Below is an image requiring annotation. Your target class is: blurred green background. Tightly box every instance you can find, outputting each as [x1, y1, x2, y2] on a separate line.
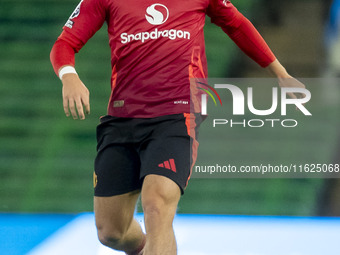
[1, 0, 339, 215]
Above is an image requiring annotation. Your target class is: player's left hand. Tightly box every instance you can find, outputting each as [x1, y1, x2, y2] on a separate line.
[277, 76, 306, 100]
[266, 59, 306, 99]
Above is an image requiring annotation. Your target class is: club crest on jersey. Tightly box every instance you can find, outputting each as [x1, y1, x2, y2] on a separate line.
[65, 0, 84, 29]
[145, 3, 169, 25]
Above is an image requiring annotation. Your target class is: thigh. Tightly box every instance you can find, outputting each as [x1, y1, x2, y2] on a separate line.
[139, 113, 200, 194]
[94, 190, 140, 233]
[141, 174, 181, 207]
[95, 115, 143, 196]
[95, 143, 142, 196]
[140, 135, 190, 194]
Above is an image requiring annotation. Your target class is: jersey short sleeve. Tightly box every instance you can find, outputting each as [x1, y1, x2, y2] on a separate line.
[62, 0, 107, 46]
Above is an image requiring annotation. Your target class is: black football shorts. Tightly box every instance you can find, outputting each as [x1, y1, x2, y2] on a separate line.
[93, 113, 202, 196]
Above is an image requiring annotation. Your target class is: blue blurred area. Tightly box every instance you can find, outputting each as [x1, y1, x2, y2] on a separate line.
[0, 214, 75, 255]
[2, 213, 340, 255]
[325, 0, 340, 45]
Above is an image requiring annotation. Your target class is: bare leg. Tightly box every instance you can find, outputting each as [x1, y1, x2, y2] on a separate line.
[94, 190, 145, 254]
[141, 175, 181, 255]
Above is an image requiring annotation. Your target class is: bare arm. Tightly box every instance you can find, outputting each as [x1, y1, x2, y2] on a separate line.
[265, 59, 289, 77]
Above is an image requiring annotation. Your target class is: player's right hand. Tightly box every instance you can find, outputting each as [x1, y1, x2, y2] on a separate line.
[61, 73, 90, 120]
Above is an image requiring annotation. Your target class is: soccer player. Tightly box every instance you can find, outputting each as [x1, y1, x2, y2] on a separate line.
[50, 0, 305, 254]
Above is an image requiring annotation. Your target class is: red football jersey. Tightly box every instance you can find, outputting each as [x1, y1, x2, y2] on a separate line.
[52, 0, 275, 118]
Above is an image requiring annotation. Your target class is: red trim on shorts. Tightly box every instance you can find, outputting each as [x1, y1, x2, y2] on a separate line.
[183, 113, 199, 187]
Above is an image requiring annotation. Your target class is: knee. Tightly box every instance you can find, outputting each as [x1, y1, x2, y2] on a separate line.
[141, 175, 181, 219]
[142, 192, 178, 220]
[96, 224, 125, 249]
[142, 197, 164, 218]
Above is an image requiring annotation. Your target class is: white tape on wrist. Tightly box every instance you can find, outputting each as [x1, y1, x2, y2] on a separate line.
[59, 66, 77, 80]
